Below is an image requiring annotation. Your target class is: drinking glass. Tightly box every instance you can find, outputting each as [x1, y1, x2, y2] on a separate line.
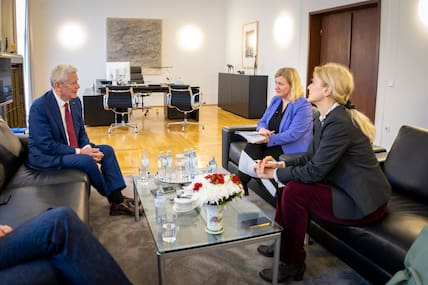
[161, 213, 177, 243]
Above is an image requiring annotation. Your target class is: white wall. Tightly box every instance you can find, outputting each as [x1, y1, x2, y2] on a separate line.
[28, 0, 428, 149]
[28, 0, 226, 106]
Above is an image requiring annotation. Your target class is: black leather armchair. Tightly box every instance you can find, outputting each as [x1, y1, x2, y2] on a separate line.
[309, 125, 428, 284]
[0, 118, 90, 228]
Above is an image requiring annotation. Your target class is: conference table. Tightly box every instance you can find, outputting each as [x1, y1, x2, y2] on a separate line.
[82, 84, 200, 126]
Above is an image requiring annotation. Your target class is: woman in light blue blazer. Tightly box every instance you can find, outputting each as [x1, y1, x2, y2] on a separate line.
[238, 67, 313, 194]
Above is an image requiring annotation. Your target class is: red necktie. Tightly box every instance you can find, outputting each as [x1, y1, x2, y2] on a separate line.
[64, 102, 78, 148]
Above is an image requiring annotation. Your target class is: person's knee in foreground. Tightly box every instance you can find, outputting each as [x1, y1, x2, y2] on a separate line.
[254, 62, 391, 283]
[0, 207, 133, 285]
[28, 64, 142, 216]
[237, 67, 313, 195]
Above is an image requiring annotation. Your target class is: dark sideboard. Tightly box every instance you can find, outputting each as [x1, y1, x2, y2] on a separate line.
[218, 73, 268, 119]
[82, 90, 115, 126]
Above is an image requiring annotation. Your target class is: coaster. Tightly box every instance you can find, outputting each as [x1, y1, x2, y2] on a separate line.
[205, 227, 224, 234]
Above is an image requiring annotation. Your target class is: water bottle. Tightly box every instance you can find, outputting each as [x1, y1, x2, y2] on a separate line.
[162, 152, 168, 181]
[157, 151, 164, 180]
[140, 150, 150, 181]
[183, 149, 190, 181]
[175, 153, 185, 182]
[165, 150, 173, 182]
[189, 148, 198, 178]
[207, 156, 218, 173]
[154, 188, 166, 224]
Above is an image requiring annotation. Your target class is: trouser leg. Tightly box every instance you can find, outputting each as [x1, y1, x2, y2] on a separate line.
[0, 259, 68, 285]
[0, 207, 132, 285]
[276, 181, 387, 264]
[276, 182, 333, 264]
[61, 145, 126, 198]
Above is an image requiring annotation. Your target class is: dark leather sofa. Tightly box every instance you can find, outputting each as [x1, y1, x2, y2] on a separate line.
[0, 118, 90, 228]
[222, 124, 428, 284]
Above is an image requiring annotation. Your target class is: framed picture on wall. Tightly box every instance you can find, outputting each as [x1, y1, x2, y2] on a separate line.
[242, 21, 258, 68]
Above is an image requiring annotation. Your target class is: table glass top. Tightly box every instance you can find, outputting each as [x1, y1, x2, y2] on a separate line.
[132, 174, 282, 254]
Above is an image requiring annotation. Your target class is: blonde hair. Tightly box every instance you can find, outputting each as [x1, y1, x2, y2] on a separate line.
[274, 67, 304, 102]
[313, 63, 375, 142]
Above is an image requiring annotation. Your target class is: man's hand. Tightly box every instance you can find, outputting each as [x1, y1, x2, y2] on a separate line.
[0, 225, 13, 238]
[80, 146, 104, 163]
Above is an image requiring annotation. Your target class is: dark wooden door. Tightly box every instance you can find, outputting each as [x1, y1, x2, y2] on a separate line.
[320, 12, 352, 65]
[307, 1, 380, 122]
[349, 7, 379, 122]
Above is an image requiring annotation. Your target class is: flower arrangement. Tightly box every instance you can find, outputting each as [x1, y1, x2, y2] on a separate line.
[189, 173, 244, 206]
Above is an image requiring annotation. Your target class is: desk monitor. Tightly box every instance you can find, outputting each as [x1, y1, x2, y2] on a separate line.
[106, 62, 130, 84]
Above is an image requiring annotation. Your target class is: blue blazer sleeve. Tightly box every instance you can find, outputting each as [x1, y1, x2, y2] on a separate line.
[268, 97, 313, 147]
[257, 96, 313, 154]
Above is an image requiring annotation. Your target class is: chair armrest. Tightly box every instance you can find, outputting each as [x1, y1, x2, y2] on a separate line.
[278, 152, 306, 166]
[221, 125, 257, 169]
[17, 134, 29, 155]
[191, 92, 202, 109]
[103, 94, 109, 110]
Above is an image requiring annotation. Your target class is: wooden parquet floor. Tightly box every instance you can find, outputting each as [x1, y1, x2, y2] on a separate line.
[86, 105, 258, 176]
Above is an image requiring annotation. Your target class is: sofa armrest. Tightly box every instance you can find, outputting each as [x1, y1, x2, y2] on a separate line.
[16, 134, 29, 149]
[222, 125, 257, 169]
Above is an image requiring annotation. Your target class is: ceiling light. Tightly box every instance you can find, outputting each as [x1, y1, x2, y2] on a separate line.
[57, 22, 86, 50]
[419, 0, 428, 29]
[179, 25, 203, 50]
[274, 14, 293, 47]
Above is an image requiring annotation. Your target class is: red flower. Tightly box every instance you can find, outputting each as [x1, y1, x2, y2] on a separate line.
[231, 174, 241, 185]
[193, 182, 203, 191]
[204, 173, 226, 185]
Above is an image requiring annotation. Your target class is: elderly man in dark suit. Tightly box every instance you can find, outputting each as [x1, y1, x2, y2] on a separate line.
[28, 64, 141, 216]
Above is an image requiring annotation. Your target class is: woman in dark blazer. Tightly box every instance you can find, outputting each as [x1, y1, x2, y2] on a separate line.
[255, 63, 391, 283]
[238, 67, 313, 194]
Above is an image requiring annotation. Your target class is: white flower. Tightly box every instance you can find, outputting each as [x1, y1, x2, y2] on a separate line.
[187, 173, 244, 206]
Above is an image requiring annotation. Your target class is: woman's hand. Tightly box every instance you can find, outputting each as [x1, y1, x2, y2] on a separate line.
[0, 225, 13, 239]
[257, 128, 275, 143]
[254, 156, 276, 179]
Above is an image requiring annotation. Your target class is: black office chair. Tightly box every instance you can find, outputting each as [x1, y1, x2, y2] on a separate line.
[130, 66, 151, 117]
[103, 87, 138, 134]
[166, 85, 203, 131]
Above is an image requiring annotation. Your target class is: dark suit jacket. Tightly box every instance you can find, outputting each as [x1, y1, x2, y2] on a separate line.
[277, 105, 391, 220]
[28, 90, 91, 169]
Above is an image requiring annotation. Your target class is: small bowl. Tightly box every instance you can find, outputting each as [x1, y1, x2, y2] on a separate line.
[174, 196, 196, 212]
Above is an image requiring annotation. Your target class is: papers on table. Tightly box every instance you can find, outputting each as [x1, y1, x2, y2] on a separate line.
[235, 131, 265, 144]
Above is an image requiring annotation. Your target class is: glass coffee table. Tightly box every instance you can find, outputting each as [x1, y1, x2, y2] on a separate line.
[132, 174, 282, 285]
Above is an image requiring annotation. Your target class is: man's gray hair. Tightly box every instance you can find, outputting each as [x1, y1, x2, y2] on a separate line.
[50, 64, 78, 88]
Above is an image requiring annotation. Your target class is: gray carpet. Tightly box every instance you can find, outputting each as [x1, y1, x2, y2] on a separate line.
[89, 177, 371, 285]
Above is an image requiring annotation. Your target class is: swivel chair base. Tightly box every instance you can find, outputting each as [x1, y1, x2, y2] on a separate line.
[167, 113, 204, 132]
[108, 121, 138, 134]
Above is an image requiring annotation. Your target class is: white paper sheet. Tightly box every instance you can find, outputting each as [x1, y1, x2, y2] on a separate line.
[238, 151, 277, 197]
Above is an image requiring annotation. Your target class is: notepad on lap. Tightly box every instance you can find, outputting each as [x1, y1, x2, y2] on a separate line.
[235, 131, 265, 144]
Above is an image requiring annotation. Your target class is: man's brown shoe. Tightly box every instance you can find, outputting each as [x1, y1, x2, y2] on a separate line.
[122, 196, 142, 206]
[110, 197, 143, 216]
